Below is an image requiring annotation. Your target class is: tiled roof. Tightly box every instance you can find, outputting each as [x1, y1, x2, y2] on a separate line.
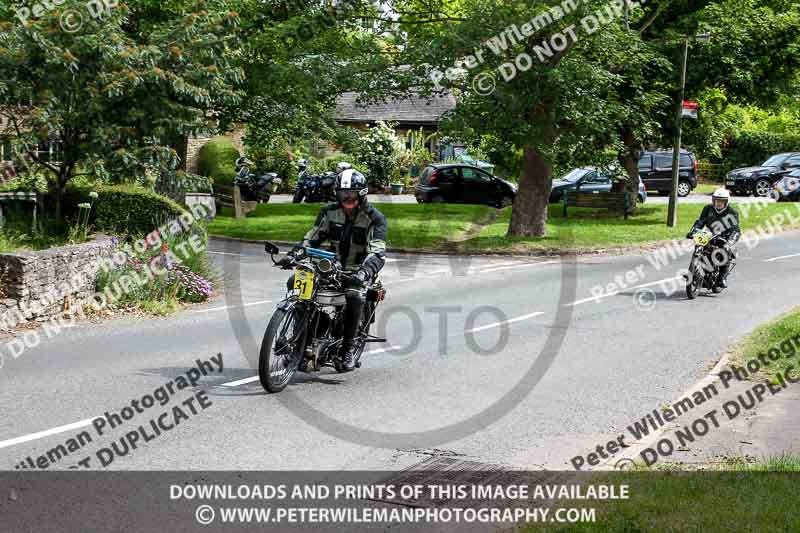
[334, 92, 456, 125]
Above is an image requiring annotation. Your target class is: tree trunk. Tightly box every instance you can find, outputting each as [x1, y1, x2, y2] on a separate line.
[620, 126, 640, 214]
[507, 145, 552, 237]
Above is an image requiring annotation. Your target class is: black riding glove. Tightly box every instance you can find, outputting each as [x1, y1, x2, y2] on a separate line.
[276, 255, 295, 269]
[347, 269, 369, 287]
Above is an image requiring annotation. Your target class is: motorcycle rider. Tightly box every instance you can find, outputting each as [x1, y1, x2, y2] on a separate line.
[278, 168, 387, 371]
[687, 188, 741, 289]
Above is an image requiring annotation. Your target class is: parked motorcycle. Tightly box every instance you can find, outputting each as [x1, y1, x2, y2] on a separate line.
[259, 242, 387, 393]
[234, 157, 282, 203]
[684, 229, 735, 299]
[293, 160, 336, 203]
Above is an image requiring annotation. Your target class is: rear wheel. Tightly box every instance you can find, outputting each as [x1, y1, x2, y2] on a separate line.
[677, 180, 692, 197]
[292, 191, 304, 203]
[259, 307, 305, 393]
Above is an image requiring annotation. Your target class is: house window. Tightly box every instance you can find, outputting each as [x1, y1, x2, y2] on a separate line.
[36, 140, 63, 163]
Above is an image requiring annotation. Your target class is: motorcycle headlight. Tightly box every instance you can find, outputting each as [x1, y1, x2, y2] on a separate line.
[317, 258, 333, 274]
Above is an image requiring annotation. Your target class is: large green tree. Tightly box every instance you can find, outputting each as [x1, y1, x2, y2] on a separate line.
[0, 0, 243, 218]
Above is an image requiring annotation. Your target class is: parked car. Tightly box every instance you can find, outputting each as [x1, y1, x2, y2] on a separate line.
[415, 163, 517, 207]
[772, 169, 800, 202]
[637, 149, 698, 197]
[548, 167, 647, 204]
[726, 152, 800, 197]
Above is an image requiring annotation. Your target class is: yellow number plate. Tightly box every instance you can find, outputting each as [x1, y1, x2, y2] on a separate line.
[293, 270, 314, 300]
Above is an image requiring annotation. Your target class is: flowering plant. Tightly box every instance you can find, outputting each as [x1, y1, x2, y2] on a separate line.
[354, 121, 403, 187]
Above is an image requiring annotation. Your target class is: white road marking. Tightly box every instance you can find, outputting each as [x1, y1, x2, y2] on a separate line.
[466, 311, 545, 333]
[207, 251, 242, 257]
[219, 346, 402, 387]
[764, 252, 800, 262]
[0, 418, 96, 451]
[568, 276, 683, 307]
[478, 261, 558, 274]
[192, 300, 272, 313]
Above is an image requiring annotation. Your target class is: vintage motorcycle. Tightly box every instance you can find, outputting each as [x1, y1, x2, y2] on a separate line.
[259, 242, 387, 393]
[234, 157, 282, 203]
[684, 229, 735, 299]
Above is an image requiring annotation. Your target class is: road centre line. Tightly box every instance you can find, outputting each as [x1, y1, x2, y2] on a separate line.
[191, 300, 273, 313]
[0, 418, 96, 451]
[763, 252, 800, 262]
[568, 276, 684, 307]
[466, 311, 545, 333]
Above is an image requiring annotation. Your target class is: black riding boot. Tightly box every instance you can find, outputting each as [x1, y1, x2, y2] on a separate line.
[339, 288, 365, 371]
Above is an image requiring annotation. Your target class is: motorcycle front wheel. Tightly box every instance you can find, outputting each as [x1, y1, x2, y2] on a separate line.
[293, 191, 304, 203]
[259, 307, 305, 393]
[686, 265, 701, 300]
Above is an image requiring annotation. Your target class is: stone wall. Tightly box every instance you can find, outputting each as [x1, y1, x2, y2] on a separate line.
[0, 237, 116, 325]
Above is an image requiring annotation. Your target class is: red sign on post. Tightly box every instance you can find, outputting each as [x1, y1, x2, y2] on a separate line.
[681, 100, 699, 119]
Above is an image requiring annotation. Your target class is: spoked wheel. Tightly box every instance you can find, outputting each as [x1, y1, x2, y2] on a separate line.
[259, 307, 304, 393]
[686, 266, 701, 300]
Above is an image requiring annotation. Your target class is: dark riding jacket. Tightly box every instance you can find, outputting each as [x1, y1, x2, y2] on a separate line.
[690, 205, 741, 245]
[299, 202, 387, 277]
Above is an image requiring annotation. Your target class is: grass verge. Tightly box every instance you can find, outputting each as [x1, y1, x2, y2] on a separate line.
[466, 202, 800, 253]
[208, 203, 494, 250]
[729, 307, 800, 382]
[208, 201, 800, 254]
[522, 456, 800, 533]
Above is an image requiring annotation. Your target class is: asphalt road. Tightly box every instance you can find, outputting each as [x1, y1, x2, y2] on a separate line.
[0, 227, 798, 472]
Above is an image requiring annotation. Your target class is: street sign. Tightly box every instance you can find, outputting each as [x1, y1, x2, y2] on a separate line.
[681, 100, 699, 119]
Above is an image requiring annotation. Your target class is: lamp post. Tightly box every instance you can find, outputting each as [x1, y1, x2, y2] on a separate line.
[667, 33, 710, 228]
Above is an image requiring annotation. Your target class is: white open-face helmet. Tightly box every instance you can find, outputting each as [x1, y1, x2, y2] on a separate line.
[335, 169, 368, 209]
[711, 188, 730, 213]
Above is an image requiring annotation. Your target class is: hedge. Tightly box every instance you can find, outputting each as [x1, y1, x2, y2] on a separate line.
[60, 185, 187, 235]
[721, 131, 800, 170]
[197, 136, 239, 187]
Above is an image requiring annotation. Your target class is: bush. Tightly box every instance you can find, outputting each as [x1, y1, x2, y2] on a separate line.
[61, 185, 186, 235]
[246, 140, 297, 192]
[721, 130, 800, 169]
[315, 153, 366, 175]
[354, 121, 402, 187]
[197, 137, 240, 186]
[178, 171, 214, 194]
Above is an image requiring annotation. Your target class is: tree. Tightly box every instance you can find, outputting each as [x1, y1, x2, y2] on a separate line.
[0, 0, 243, 219]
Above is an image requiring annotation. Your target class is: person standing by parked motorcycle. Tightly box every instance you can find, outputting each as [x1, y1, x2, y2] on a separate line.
[686, 188, 741, 288]
[278, 168, 387, 371]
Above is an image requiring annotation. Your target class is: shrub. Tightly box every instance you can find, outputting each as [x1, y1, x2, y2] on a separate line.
[316, 153, 366, 175]
[354, 121, 403, 187]
[721, 131, 800, 169]
[246, 139, 297, 192]
[61, 185, 186, 235]
[197, 137, 240, 187]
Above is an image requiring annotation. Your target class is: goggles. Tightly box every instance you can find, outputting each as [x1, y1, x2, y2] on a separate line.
[337, 190, 360, 204]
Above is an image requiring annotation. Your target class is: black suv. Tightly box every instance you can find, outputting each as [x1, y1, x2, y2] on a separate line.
[726, 152, 800, 197]
[637, 149, 698, 197]
[415, 163, 517, 207]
